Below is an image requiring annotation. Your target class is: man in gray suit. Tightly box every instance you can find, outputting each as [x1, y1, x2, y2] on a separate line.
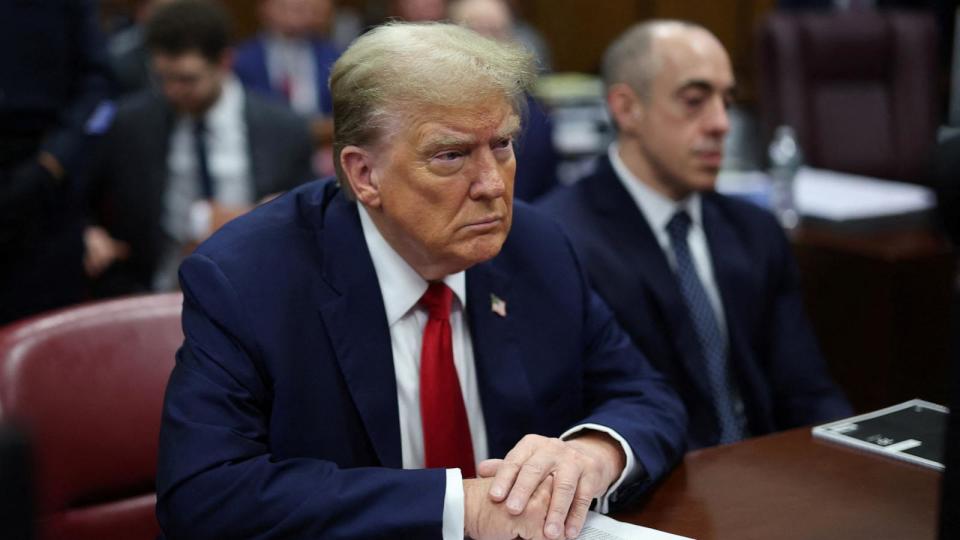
[86, 0, 313, 295]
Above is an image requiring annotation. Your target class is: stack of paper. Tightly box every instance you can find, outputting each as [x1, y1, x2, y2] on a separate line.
[577, 511, 692, 540]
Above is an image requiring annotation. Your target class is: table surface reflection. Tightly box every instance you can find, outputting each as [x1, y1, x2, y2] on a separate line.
[614, 427, 942, 540]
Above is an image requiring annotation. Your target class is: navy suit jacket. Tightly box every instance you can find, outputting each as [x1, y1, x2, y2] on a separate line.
[538, 155, 851, 448]
[156, 179, 687, 538]
[232, 35, 339, 115]
[514, 95, 559, 202]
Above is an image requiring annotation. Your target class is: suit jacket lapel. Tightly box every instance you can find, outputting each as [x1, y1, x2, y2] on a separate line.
[466, 261, 534, 459]
[586, 156, 714, 404]
[314, 192, 402, 468]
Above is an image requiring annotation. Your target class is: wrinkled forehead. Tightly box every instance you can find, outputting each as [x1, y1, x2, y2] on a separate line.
[376, 95, 523, 145]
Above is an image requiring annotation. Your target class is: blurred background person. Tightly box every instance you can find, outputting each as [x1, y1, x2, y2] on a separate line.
[0, 0, 113, 324]
[85, 0, 314, 297]
[449, 0, 558, 201]
[503, 0, 551, 72]
[108, 0, 174, 96]
[328, 0, 366, 51]
[233, 0, 340, 175]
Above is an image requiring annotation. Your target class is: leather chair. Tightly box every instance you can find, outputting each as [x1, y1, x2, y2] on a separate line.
[0, 293, 183, 540]
[757, 10, 939, 183]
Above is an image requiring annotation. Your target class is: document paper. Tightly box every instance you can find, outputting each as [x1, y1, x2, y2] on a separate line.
[577, 511, 693, 539]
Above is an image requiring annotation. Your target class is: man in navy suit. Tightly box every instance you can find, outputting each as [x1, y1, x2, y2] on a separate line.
[232, 0, 339, 164]
[157, 22, 686, 539]
[539, 20, 851, 449]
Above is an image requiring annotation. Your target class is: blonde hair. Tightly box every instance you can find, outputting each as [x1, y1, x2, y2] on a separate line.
[329, 21, 536, 196]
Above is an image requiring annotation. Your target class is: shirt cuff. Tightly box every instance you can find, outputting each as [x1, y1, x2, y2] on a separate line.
[560, 423, 640, 514]
[189, 200, 213, 242]
[442, 468, 464, 540]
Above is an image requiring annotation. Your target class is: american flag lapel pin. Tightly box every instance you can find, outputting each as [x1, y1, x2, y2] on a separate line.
[490, 293, 507, 317]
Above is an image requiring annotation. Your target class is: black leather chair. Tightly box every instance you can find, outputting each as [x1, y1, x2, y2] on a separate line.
[757, 10, 939, 184]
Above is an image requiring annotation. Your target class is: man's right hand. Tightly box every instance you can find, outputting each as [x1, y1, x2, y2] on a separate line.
[464, 475, 554, 540]
[83, 226, 130, 277]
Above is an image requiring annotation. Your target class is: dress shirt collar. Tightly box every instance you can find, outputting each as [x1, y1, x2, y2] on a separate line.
[607, 142, 703, 232]
[196, 74, 243, 133]
[358, 204, 467, 326]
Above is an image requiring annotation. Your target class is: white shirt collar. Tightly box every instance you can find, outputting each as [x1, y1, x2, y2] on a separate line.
[358, 204, 467, 326]
[607, 142, 703, 231]
[199, 74, 243, 132]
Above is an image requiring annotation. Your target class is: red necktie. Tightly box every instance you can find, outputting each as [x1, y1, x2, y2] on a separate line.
[279, 74, 293, 103]
[419, 282, 476, 477]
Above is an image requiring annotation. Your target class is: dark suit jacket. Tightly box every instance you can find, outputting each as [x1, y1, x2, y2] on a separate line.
[539, 155, 851, 448]
[232, 35, 339, 115]
[156, 179, 687, 539]
[89, 89, 314, 293]
[0, 0, 112, 323]
[514, 95, 559, 202]
[0, 0, 112, 173]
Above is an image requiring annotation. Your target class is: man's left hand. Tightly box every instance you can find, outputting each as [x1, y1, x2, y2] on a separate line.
[476, 431, 626, 540]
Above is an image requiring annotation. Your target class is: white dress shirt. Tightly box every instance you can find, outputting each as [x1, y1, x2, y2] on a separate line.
[156, 75, 253, 290]
[358, 205, 637, 539]
[265, 35, 319, 116]
[608, 143, 727, 333]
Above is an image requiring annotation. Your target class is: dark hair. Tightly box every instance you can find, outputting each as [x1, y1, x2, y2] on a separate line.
[145, 0, 232, 63]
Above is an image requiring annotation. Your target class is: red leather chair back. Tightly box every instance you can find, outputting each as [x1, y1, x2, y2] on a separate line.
[0, 293, 183, 540]
[757, 10, 938, 183]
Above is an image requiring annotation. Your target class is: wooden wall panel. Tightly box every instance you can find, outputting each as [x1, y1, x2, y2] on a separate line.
[526, 0, 645, 74]
[217, 0, 777, 100]
[224, 0, 261, 40]
[526, 0, 776, 102]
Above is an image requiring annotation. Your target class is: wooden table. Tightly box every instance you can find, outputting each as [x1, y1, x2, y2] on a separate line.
[615, 428, 942, 540]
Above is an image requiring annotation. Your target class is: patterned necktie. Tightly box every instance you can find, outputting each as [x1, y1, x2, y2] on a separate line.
[665, 211, 743, 444]
[192, 118, 214, 200]
[419, 282, 476, 476]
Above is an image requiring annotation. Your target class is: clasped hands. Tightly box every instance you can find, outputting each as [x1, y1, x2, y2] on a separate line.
[463, 431, 625, 540]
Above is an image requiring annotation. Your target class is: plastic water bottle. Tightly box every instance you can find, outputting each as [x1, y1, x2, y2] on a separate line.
[768, 125, 802, 230]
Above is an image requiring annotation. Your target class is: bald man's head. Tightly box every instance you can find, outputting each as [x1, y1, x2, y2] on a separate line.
[602, 20, 735, 200]
[449, 0, 513, 41]
[603, 20, 723, 101]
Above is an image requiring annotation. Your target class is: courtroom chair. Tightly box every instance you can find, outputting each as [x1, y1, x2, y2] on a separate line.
[757, 10, 938, 184]
[0, 293, 183, 540]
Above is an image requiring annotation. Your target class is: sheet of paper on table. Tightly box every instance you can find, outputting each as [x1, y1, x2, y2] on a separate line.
[716, 167, 936, 222]
[577, 511, 693, 540]
[793, 167, 935, 221]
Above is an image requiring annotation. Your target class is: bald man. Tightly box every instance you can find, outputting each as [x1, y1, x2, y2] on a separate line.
[539, 20, 851, 449]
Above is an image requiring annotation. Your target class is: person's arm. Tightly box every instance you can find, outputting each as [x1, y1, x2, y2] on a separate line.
[82, 121, 130, 278]
[157, 253, 448, 538]
[158, 253, 558, 539]
[42, 0, 114, 177]
[478, 235, 688, 539]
